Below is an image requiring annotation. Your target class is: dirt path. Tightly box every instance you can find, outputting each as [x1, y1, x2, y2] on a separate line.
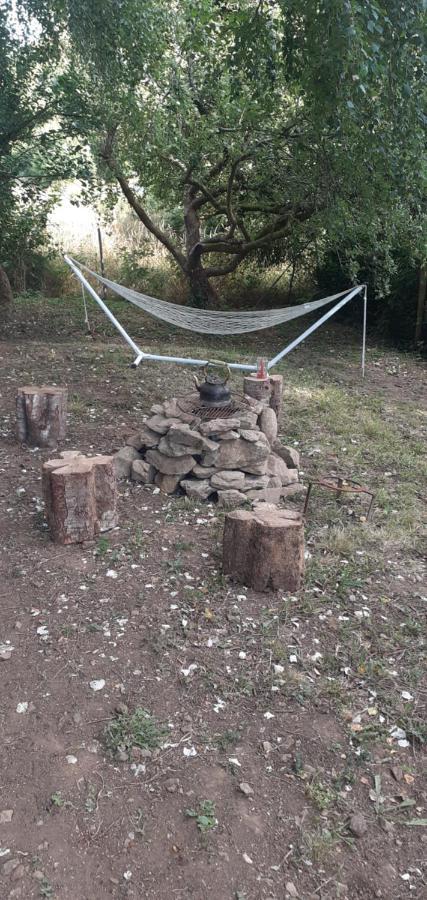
[0, 304, 426, 900]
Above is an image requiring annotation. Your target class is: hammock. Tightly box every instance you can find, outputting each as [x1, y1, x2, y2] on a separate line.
[64, 255, 367, 373]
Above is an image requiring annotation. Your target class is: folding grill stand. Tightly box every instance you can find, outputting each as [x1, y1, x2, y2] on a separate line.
[303, 475, 375, 520]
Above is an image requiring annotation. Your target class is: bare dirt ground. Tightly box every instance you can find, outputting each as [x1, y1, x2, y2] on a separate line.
[0, 295, 426, 900]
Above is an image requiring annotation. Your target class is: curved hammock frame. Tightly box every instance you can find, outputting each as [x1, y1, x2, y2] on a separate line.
[64, 255, 367, 375]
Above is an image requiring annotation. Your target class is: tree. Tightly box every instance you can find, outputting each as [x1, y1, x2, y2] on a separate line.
[15, 0, 427, 305]
[0, 0, 87, 295]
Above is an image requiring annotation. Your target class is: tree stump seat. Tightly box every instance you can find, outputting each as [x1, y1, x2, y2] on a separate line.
[42, 452, 117, 544]
[223, 506, 304, 592]
[16, 385, 68, 447]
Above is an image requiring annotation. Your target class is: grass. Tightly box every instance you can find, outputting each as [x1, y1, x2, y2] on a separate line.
[102, 707, 167, 759]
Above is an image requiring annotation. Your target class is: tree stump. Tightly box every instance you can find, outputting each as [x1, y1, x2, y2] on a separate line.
[42, 454, 117, 544]
[223, 507, 304, 591]
[243, 375, 271, 403]
[17, 385, 68, 447]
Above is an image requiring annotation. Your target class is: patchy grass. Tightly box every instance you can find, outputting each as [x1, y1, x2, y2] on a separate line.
[102, 707, 167, 759]
[0, 297, 425, 898]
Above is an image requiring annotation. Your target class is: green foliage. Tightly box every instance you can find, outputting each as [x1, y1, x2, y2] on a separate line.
[52, 0, 426, 303]
[3, 0, 426, 313]
[185, 800, 217, 832]
[102, 707, 166, 758]
[0, 2, 91, 285]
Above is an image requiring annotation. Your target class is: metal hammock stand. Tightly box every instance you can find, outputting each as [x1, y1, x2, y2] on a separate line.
[64, 255, 367, 376]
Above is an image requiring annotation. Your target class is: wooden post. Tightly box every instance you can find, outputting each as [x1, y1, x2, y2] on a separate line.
[42, 454, 117, 544]
[268, 374, 284, 422]
[97, 226, 107, 300]
[17, 385, 67, 447]
[223, 507, 304, 591]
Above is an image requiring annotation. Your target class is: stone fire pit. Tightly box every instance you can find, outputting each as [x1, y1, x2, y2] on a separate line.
[115, 386, 302, 508]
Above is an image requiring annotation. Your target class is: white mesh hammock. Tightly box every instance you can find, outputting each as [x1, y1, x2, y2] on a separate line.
[65, 255, 367, 373]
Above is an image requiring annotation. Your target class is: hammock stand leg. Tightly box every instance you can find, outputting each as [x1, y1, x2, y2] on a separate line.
[267, 285, 364, 371]
[65, 255, 256, 372]
[361, 286, 367, 378]
[65, 255, 145, 362]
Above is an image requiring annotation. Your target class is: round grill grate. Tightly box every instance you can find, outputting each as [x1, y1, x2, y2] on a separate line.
[177, 393, 251, 422]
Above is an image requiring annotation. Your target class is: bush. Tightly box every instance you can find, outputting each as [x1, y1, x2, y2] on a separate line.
[316, 249, 421, 347]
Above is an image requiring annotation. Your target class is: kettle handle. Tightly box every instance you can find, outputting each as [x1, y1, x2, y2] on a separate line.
[203, 360, 231, 383]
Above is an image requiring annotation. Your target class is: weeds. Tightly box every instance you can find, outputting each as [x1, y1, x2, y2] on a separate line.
[185, 800, 217, 833]
[102, 707, 167, 759]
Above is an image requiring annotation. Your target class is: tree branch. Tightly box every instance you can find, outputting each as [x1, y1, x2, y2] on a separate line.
[100, 132, 187, 271]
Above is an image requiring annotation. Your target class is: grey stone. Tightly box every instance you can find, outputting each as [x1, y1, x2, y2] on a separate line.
[273, 441, 300, 469]
[266, 453, 298, 485]
[281, 483, 305, 499]
[240, 474, 269, 492]
[114, 446, 140, 479]
[125, 432, 145, 450]
[131, 459, 156, 484]
[216, 437, 269, 475]
[259, 407, 278, 444]
[158, 424, 204, 457]
[243, 396, 266, 415]
[239, 411, 258, 429]
[217, 490, 248, 508]
[216, 430, 240, 441]
[181, 479, 214, 500]
[199, 418, 240, 436]
[164, 778, 180, 793]
[146, 449, 196, 476]
[240, 429, 260, 443]
[211, 470, 246, 491]
[268, 475, 282, 488]
[348, 813, 367, 837]
[249, 487, 281, 503]
[238, 782, 254, 797]
[154, 472, 183, 494]
[192, 463, 217, 478]
[163, 398, 198, 424]
[198, 443, 220, 467]
[3, 860, 19, 876]
[149, 403, 165, 415]
[145, 415, 181, 434]
[0, 810, 13, 824]
[139, 424, 161, 449]
[168, 423, 205, 450]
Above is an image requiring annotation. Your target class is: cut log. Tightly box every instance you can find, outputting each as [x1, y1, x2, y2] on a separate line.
[223, 507, 304, 592]
[17, 385, 67, 447]
[42, 454, 117, 544]
[243, 375, 271, 403]
[268, 374, 284, 422]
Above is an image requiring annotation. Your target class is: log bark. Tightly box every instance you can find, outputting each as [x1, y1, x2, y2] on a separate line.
[243, 375, 271, 403]
[223, 507, 304, 591]
[42, 454, 117, 544]
[268, 374, 284, 422]
[17, 385, 68, 447]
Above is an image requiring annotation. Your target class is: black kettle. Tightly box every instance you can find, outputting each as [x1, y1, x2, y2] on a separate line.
[194, 361, 231, 407]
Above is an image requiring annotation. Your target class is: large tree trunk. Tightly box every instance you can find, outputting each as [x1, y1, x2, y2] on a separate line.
[0, 265, 13, 314]
[188, 264, 219, 307]
[183, 184, 219, 307]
